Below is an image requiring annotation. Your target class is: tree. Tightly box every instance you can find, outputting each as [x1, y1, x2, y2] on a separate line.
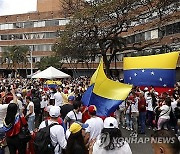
[54, 0, 179, 76]
[1, 45, 29, 77]
[35, 56, 63, 71]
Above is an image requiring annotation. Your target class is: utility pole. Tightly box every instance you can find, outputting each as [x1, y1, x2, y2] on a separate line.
[30, 45, 34, 79]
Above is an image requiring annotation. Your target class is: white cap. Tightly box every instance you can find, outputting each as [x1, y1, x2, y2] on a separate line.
[104, 117, 118, 128]
[154, 92, 159, 96]
[49, 106, 60, 118]
[144, 87, 148, 91]
[16, 93, 22, 98]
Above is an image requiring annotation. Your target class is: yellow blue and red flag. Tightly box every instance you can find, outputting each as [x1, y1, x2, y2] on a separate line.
[123, 52, 179, 93]
[44, 80, 62, 90]
[82, 58, 132, 116]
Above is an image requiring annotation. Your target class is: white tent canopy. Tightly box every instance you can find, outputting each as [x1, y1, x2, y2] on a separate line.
[32, 66, 70, 79]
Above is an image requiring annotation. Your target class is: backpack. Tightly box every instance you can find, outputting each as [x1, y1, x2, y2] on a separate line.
[34, 120, 59, 154]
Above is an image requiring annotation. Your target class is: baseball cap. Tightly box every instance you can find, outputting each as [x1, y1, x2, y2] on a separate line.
[104, 117, 118, 129]
[68, 95, 75, 101]
[88, 105, 97, 115]
[144, 87, 148, 91]
[69, 122, 89, 134]
[49, 106, 60, 118]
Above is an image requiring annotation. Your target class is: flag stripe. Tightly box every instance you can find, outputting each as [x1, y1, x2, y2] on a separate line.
[92, 58, 132, 100]
[81, 84, 123, 116]
[89, 93, 123, 117]
[123, 52, 179, 70]
[124, 69, 176, 87]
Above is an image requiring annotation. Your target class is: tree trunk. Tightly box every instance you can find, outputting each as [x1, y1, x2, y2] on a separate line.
[102, 53, 111, 78]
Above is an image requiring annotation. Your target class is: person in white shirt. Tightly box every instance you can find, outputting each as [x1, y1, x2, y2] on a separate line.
[10, 93, 23, 115]
[171, 96, 177, 112]
[39, 106, 67, 154]
[25, 96, 35, 132]
[64, 101, 82, 129]
[130, 93, 139, 137]
[54, 88, 63, 107]
[40, 95, 48, 109]
[85, 105, 103, 143]
[40, 95, 49, 119]
[119, 101, 126, 128]
[146, 92, 154, 129]
[0, 102, 8, 128]
[158, 97, 171, 130]
[89, 117, 132, 154]
[144, 87, 149, 100]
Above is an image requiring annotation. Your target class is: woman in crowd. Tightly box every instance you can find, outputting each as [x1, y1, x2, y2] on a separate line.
[66, 122, 88, 154]
[3, 103, 28, 154]
[157, 97, 171, 130]
[25, 96, 35, 132]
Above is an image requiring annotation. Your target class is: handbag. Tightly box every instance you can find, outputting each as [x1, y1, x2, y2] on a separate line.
[18, 116, 31, 143]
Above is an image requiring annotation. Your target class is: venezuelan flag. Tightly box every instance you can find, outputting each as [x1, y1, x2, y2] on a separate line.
[44, 80, 62, 89]
[82, 59, 132, 116]
[123, 52, 179, 91]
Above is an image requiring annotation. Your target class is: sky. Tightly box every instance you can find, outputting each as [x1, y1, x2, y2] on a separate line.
[0, 0, 37, 16]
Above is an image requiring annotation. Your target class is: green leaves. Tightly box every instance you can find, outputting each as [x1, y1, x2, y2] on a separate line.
[35, 56, 63, 71]
[1, 45, 29, 70]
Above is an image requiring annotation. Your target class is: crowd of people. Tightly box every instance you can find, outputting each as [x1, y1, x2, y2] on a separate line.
[0, 77, 179, 154]
[116, 83, 180, 138]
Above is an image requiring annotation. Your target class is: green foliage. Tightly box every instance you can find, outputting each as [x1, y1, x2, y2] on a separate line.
[1, 45, 29, 70]
[54, 0, 178, 76]
[35, 56, 63, 71]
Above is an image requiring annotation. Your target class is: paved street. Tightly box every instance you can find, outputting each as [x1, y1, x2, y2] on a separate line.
[120, 128, 154, 154]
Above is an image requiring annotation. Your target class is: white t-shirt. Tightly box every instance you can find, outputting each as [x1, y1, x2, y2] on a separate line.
[159, 105, 171, 119]
[0, 104, 8, 127]
[54, 92, 63, 107]
[85, 117, 104, 141]
[27, 101, 35, 117]
[92, 138, 132, 154]
[66, 110, 82, 122]
[119, 101, 126, 111]
[39, 120, 67, 154]
[146, 96, 153, 111]
[144, 91, 149, 100]
[40, 99, 48, 109]
[65, 110, 82, 128]
[131, 97, 139, 113]
[171, 100, 177, 112]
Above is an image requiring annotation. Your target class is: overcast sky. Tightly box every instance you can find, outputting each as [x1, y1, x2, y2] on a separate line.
[0, 0, 37, 16]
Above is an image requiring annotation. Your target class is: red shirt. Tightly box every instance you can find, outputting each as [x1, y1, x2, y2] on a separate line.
[5, 116, 27, 137]
[138, 97, 146, 112]
[4, 93, 13, 104]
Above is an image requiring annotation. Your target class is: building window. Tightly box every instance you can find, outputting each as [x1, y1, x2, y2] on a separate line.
[34, 21, 45, 27]
[172, 22, 180, 34]
[165, 24, 173, 35]
[151, 29, 158, 39]
[24, 22, 33, 28]
[127, 35, 135, 44]
[145, 31, 151, 40]
[13, 22, 24, 28]
[45, 19, 59, 26]
[1, 35, 8, 40]
[59, 19, 70, 25]
[135, 33, 142, 42]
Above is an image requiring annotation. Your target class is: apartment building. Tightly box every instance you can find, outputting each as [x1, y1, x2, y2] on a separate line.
[0, 0, 179, 78]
